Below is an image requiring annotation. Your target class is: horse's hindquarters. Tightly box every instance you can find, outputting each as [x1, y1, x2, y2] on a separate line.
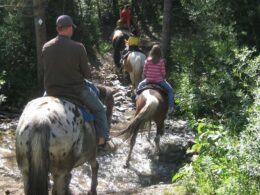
[16, 96, 98, 194]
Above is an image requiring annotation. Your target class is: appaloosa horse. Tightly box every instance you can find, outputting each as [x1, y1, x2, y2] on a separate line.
[118, 85, 168, 168]
[15, 86, 114, 195]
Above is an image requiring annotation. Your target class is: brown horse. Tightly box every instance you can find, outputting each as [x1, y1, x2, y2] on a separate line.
[16, 86, 114, 195]
[118, 85, 168, 168]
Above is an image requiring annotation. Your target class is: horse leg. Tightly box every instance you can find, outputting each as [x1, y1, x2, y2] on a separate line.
[145, 121, 152, 142]
[88, 160, 99, 195]
[52, 172, 72, 195]
[154, 122, 165, 153]
[124, 132, 138, 168]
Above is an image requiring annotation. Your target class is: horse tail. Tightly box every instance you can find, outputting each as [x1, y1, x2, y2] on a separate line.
[27, 121, 50, 195]
[117, 99, 156, 141]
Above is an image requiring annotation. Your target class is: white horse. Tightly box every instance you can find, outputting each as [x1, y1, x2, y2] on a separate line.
[123, 51, 146, 91]
[16, 86, 114, 195]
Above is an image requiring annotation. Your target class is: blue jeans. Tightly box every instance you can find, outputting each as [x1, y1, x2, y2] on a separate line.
[137, 79, 174, 108]
[84, 79, 100, 97]
[81, 81, 109, 140]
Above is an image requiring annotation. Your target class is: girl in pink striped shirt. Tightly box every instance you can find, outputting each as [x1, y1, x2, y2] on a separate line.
[137, 44, 174, 114]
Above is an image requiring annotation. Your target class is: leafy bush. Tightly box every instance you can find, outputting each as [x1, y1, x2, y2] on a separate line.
[0, 12, 38, 108]
[172, 51, 260, 195]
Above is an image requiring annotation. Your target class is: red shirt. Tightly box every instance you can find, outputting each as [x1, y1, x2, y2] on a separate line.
[120, 8, 131, 28]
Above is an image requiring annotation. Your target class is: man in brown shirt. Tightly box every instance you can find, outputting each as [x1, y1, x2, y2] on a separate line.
[42, 15, 109, 145]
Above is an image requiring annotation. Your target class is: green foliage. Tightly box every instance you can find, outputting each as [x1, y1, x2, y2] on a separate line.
[0, 12, 37, 107]
[170, 26, 258, 132]
[45, 0, 101, 46]
[173, 110, 260, 194]
[98, 42, 112, 54]
[77, 2, 101, 46]
[170, 1, 260, 194]
[236, 88, 260, 190]
[172, 46, 260, 193]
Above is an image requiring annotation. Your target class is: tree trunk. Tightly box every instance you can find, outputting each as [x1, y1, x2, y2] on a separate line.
[33, 0, 47, 91]
[161, 0, 172, 57]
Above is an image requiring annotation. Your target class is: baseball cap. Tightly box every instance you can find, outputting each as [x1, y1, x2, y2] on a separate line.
[56, 15, 76, 28]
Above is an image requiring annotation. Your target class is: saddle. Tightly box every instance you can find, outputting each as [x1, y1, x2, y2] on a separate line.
[136, 83, 168, 96]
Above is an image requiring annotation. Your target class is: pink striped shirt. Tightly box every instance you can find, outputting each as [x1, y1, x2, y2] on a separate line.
[143, 58, 166, 83]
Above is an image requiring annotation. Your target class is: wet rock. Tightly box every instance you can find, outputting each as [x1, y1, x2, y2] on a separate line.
[114, 96, 125, 102]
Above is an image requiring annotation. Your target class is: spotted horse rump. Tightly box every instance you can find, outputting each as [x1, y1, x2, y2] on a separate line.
[16, 96, 98, 195]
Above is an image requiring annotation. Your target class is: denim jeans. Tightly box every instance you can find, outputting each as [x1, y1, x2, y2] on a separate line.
[137, 79, 174, 108]
[81, 83, 109, 140]
[84, 79, 100, 97]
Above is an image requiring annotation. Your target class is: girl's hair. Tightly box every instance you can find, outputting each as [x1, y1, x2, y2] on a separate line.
[148, 44, 163, 64]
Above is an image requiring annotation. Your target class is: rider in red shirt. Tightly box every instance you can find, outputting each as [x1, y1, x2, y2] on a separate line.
[120, 4, 131, 30]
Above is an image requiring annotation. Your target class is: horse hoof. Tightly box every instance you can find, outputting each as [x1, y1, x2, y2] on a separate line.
[123, 163, 129, 168]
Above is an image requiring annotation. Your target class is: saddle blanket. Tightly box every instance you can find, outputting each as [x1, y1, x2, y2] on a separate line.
[79, 107, 95, 122]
